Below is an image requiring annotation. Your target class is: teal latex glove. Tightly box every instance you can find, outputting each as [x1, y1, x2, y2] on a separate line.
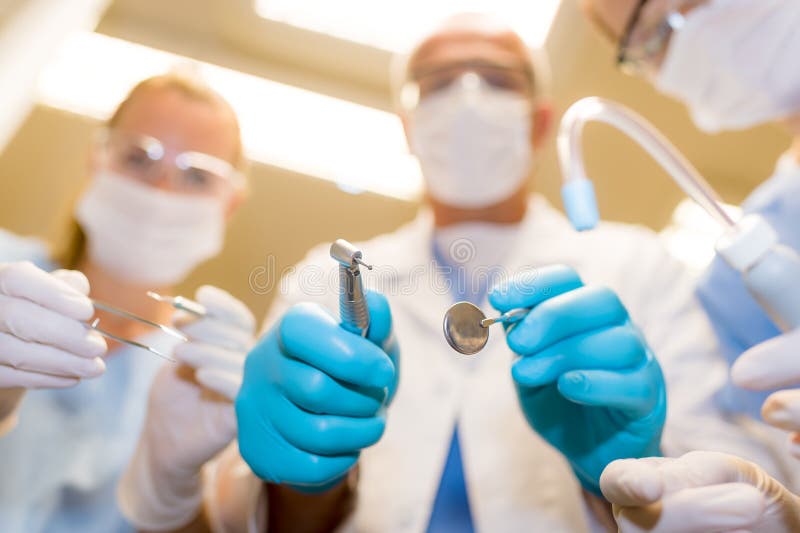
[488, 265, 666, 495]
[235, 291, 399, 490]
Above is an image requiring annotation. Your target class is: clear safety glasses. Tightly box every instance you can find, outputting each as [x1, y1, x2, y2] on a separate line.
[97, 129, 245, 198]
[400, 59, 535, 110]
[617, 0, 709, 78]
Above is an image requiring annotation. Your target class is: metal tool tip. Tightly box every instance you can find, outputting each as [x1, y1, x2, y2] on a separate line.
[146, 291, 165, 302]
[355, 258, 373, 270]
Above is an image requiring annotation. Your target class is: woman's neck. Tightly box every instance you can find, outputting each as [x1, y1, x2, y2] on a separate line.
[782, 114, 800, 164]
[76, 255, 175, 353]
[790, 137, 800, 165]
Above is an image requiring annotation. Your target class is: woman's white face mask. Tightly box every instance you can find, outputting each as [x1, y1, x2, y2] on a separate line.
[75, 171, 226, 286]
[409, 74, 533, 209]
[655, 0, 800, 133]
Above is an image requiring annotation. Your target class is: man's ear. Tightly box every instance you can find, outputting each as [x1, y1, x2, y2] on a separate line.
[224, 191, 245, 218]
[531, 99, 554, 150]
[400, 113, 414, 154]
[88, 143, 100, 174]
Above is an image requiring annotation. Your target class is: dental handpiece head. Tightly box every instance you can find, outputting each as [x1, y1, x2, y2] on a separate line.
[331, 239, 373, 336]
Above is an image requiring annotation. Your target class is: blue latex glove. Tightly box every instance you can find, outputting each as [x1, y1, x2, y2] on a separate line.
[235, 291, 399, 490]
[488, 265, 666, 495]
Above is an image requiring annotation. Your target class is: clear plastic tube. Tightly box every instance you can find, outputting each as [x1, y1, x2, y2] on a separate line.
[557, 97, 736, 230]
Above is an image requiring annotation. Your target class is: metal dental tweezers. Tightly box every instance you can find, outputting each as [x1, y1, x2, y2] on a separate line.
[88, 299, 185, 362]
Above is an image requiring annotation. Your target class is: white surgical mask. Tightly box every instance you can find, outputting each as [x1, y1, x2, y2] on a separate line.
[75, 171, 226, 285]
[656, 0, 800, 133]
[409, 74, 533, 208]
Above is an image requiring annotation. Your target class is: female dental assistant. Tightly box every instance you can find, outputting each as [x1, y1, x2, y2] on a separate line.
[579, 1, 800, 531]
[584, 0, 800, 419]
[649, 0, 800, 419]
[0, 73, 249, 533]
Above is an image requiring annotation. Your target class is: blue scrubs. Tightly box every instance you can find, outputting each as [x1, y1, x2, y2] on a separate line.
[427, 428, 474, 533]
[0, 230, 169, 533]
[425, 241, 507, 533]
[697, 157, 800, 418]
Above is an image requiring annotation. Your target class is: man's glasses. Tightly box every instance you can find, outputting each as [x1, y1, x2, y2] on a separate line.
[400, 59, 535, 110]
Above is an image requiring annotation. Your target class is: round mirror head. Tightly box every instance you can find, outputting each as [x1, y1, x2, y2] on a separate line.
[442, 301, 489, 355]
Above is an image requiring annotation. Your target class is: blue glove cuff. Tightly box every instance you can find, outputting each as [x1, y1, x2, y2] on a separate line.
[572, 444, 663, 498]
[573, 466, 604, 497]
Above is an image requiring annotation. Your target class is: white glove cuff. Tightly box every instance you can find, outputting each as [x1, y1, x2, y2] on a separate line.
[117, 437, 204, 531]
[248, 483, 268, 533]
[202, 443, 266, 533]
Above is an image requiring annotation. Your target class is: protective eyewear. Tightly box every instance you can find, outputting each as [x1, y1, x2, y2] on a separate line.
[617, 0, 708, 77]
[97, 129, 245, 198]
[401, 59, 534, 110]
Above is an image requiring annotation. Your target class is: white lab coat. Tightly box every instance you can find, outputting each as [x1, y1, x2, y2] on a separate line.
[233, 195, 786, 533]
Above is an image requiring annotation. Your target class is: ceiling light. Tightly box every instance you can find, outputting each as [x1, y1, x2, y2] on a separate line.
[36, 31, 423, 201]
[254, 0, 562, 51]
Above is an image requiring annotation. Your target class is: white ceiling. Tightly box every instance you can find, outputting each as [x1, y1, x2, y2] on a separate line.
[97, 0, 394, 109]
[96, 0, 561, 111]
[0, 0, 23, 21]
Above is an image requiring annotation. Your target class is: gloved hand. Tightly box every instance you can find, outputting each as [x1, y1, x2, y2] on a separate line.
[732, 327, 800, 457]
[488, 265, 666, 495]
[600, 451, 800, 532]
[0, 261, 106, 389]
[236, 290, 398, 490]
[117, 285, 255, 531]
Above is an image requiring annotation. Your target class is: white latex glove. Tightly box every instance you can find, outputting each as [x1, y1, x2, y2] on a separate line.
[731, 328, 800, 457]
[117, 285, 255, 531]
[0, 261, 107, 389]
[601, 451, 800, 533]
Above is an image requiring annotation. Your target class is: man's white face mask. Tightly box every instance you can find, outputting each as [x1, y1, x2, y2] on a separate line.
[75, 171, 226, 286]
[409, 74, 533, 208]
[656, 0, 800, 133]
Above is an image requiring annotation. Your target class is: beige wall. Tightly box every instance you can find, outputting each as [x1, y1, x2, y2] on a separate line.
[0, 0, 792, 322]
[535, 0, 790, 229]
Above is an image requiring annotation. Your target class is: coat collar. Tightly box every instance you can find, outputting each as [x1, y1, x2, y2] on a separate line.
[381, 194, 576, 280]
[368, 195, 578, 337]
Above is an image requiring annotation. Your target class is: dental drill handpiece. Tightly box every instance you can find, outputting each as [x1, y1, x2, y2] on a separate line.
[330, 239, 373, 337]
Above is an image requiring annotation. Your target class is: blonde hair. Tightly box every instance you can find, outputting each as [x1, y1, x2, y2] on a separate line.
[57, 72, 245, 268]
[108, 71, 245, 169]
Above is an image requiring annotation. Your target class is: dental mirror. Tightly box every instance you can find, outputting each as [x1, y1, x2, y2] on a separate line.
[442, 301, 530, 355]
